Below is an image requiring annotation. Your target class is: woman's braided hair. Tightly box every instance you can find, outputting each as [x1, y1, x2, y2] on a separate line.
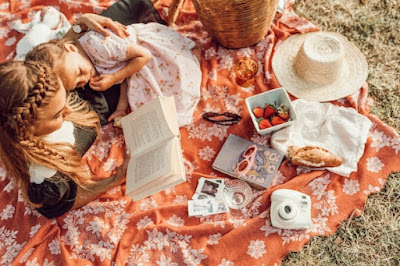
[0, 60, 98, 198]
[2, 61, 61, 153]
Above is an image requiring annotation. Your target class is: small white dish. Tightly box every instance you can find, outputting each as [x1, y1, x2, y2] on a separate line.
[245, 87, 297, 135]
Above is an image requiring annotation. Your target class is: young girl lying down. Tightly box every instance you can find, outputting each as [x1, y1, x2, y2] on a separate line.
[0, 61, 128, 219]
[26, 22, 202, 127]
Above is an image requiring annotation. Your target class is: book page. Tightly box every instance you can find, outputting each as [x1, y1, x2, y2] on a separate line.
[121, 96, 178, 156]
[129, 173, 184, 201]
[125, 139, 174, 194]
[127, 138, 186, 201]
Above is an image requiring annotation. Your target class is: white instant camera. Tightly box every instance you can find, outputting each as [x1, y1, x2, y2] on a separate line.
[270, 189, 312, 230]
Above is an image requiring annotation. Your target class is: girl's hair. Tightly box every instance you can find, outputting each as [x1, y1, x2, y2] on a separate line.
[26, 38, 78, 91]
[25, 38, 74, 68]
[0, 60, 99, 202]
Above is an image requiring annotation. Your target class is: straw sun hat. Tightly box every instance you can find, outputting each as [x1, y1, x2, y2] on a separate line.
[272, 31, 368, 102]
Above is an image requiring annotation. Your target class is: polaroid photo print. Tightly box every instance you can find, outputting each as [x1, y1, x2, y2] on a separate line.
[192, 177, 225, 200]
[188, 199, 214, 216]
[188, 199, 228, 217]
[212, 178, 225, 185]
[192, 193, 209, 200]
[212, 199, 228, 214]
[195, 177, 224, 199]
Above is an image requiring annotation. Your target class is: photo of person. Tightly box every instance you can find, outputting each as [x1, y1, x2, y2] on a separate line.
[200, 180, 220, 197]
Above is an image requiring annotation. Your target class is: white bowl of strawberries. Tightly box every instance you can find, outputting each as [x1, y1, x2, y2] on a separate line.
[245, 87, 297, 135]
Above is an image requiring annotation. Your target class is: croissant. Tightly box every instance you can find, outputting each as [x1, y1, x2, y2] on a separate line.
[287, 145, 343, 168]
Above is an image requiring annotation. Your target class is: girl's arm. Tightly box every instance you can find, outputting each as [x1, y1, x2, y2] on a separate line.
[63, 13, 129, 40]
[89, 43, 152, 91]
[72, 150, 130, 209]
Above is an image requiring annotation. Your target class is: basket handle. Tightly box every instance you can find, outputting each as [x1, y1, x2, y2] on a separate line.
[167, 0, 185, 25]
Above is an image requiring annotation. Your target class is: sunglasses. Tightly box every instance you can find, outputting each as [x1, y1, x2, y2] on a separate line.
[235, 145, 257, 177]
[202, 112, 241, 126]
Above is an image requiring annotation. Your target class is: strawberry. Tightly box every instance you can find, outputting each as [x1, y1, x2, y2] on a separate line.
[277, 105, 289, 120]
[263, 104, 276, 118]
[259, 119, 272, 129]
[271, 116, 286, 126]
[252, 107, 264, 118]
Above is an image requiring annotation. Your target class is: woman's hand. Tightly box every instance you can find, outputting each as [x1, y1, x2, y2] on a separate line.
[76, 14, 129, 38]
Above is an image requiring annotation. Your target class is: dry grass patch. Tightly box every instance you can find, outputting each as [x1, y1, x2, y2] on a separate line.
[283, 173, 400, 265]
[282, 0, 400, 264]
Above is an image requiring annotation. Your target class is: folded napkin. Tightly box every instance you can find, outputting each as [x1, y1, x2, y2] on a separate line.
[271, 99, 372, 177]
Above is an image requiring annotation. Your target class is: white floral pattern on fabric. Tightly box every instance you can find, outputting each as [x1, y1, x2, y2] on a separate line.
[343, 179, 360, 196]
[167, 214, 184, 227]
[247, 240, 266, 259]
[29, 121, 75, 184]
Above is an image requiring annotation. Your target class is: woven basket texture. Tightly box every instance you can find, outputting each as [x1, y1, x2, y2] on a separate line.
[192, 0, 279, 48]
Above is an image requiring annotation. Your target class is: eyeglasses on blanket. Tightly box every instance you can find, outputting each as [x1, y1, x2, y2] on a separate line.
[235, 145, 257, 177]
[202, 112, 241, 126]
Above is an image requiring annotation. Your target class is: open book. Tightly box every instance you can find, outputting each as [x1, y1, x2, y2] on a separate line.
[120, 96, 186, 201]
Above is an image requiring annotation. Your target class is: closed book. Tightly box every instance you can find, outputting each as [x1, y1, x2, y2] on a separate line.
[212, 134, 284, 190]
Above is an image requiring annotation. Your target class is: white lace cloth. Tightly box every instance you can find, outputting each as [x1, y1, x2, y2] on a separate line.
[270, 99, 372, 177]
[29, 121, 75, 184]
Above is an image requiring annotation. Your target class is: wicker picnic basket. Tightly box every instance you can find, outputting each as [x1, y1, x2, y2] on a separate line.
[192, 0, 279, 48]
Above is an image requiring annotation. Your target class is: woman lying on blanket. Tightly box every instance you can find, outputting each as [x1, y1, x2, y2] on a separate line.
[0, 60, 129, 219]
[0, 6, 160, 219]
[26, 21, 202, 127]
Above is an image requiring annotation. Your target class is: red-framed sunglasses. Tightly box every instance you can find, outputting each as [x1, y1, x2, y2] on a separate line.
[235, 145, 257, 177]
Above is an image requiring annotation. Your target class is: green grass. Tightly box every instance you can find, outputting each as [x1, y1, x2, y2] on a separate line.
[282, 0, 400, 264]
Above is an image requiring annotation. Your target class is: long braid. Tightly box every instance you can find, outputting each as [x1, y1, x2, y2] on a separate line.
[3, 62, 69, 161]
[0, 61, 97, 197]
[4, 63, 50, 134]
[18, 62, 93, 184]
[20, 137, 66, 160]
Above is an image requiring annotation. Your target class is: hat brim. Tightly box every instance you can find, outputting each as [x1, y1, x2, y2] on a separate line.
[272, 32, 368, 102]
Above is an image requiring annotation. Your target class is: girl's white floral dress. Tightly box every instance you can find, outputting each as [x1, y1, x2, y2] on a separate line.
[79, 22, 201, 126]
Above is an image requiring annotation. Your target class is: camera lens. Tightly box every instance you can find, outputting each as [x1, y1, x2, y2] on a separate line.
[277, 201, 297, 221]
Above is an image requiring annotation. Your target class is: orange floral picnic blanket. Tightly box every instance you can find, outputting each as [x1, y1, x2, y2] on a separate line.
[1, 0, 400, 265]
